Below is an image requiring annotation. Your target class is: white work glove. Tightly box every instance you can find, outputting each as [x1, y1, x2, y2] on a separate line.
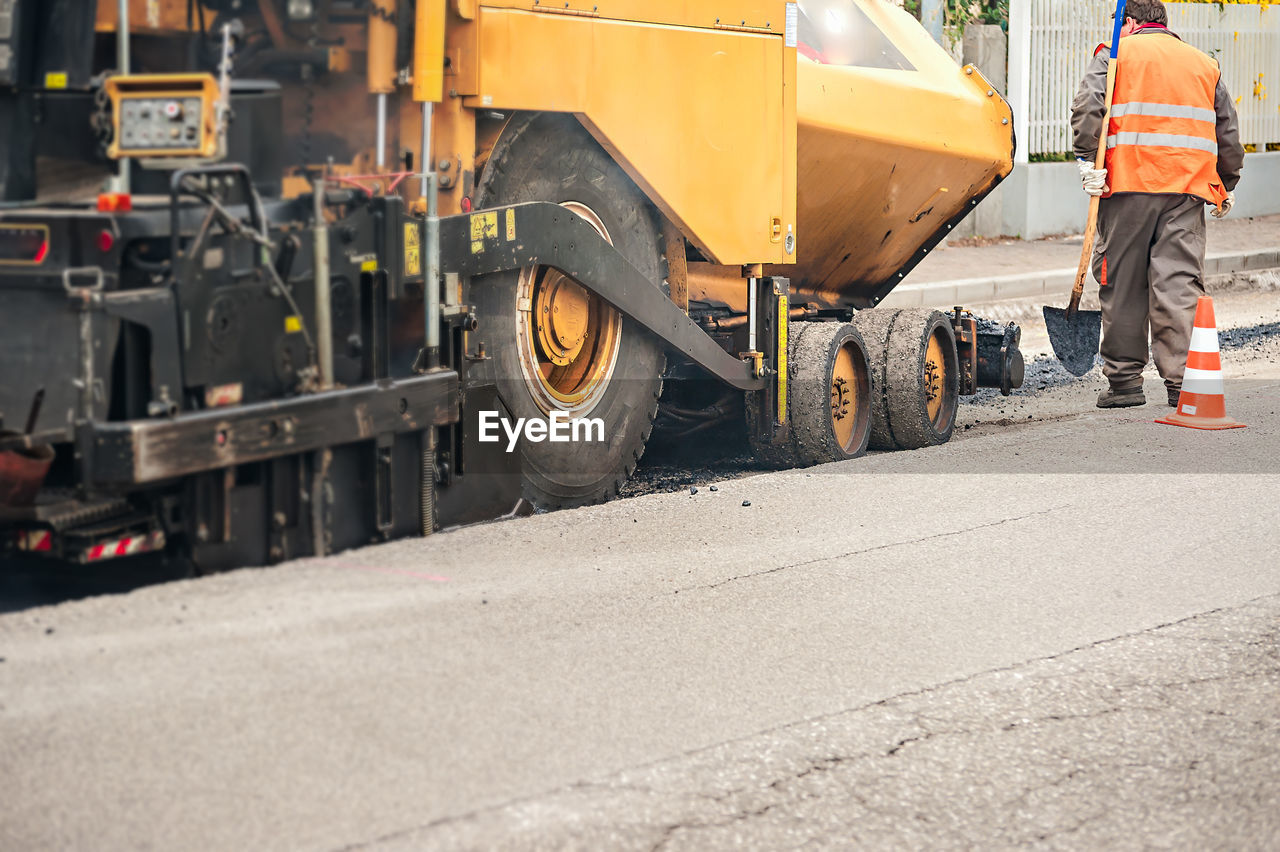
[1211, 191, 1235, 219]
[1077, 159, 1108, 197]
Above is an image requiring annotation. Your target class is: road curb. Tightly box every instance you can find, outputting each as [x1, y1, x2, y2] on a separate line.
[880, 248, 1280, 309]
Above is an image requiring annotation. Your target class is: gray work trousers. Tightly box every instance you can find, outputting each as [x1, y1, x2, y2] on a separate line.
[1092, 193, 1207, 392]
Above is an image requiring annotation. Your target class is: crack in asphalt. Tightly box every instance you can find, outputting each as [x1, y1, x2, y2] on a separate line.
[676, 504, 1072, 593]
[646, 802, 784, 852]
[1032, 810, 1108, 842]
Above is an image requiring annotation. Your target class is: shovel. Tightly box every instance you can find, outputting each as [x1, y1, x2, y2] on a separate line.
[1044, 0, 1126, 377]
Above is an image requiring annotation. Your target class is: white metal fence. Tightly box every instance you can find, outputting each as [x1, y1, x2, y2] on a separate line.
[1008, 0, 1280, 161]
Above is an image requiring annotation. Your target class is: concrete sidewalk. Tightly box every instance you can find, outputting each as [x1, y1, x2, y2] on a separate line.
[881, 213, 1280, 309]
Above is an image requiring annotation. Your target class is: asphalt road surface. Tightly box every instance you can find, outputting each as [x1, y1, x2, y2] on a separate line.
[2, 287, 1279, 849]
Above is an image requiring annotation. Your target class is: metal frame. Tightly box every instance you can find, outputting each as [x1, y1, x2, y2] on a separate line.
[440, 202, 765, 392]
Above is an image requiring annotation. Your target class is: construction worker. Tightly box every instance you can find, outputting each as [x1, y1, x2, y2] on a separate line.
[1071, 0, 1244, 408]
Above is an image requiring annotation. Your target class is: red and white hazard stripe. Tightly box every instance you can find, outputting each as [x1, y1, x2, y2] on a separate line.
[16, 529, 53, 552]
[84, 530, 166, 562]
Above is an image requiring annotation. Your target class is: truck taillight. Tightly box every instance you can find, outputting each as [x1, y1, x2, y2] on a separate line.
[0, 224, 50, 265]
[97, 193, 133, 213]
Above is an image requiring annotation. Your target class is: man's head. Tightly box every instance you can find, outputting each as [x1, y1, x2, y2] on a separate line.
[1120, 0, 1167, 26]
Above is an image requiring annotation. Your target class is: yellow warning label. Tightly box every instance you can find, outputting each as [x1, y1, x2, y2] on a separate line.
[360, 259, 377, 273]
[470, 211, 499, 254]
[403, 222, 421, 276]
[285, 315, 302, 334]
[45, 72, 68, 90]
[506, 208, 516, 242]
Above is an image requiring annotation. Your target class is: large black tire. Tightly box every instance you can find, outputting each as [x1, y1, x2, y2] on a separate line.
[472, 113, 666, 508]
[853, 308, 958, 450]
[748, 321, 872, 468]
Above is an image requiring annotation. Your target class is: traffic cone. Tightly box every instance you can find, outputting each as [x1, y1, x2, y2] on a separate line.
[1156, 295, 1246, 430]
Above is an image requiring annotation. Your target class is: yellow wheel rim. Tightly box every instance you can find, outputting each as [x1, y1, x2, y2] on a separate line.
[829, 341, 862, 452]
[924, 330, 947, 425]
[515, 202, 623, 415]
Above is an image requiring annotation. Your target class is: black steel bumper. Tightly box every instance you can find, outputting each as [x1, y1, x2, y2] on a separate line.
[89, 370, 458, 485]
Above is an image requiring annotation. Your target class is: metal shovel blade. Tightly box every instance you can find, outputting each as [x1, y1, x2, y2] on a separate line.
[1042, 306, 1102, 377]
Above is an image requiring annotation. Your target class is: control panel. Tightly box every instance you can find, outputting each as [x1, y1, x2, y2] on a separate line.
[120, 97, 204, 151]
[105, 74, 222, 160]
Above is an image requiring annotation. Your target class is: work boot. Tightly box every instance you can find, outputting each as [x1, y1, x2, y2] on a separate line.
[1167, 386, 1181, 407]
[1096, 386, 1145, 408]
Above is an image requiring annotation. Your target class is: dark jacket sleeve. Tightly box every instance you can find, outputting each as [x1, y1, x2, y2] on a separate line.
[1071, 52, 1109, 162]
[1214, 76, 1245, 191]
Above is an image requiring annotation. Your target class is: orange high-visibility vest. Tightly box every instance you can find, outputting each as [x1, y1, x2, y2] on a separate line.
[1101, 31, 1228, 206]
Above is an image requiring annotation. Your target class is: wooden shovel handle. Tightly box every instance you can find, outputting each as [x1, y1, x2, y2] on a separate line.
[1070, 196, 1101, 316]
[1069, 57, 1120, 319]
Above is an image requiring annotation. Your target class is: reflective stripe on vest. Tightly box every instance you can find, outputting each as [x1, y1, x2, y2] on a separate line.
[1109, 101, 1216, 123]
[1107, 132, 1218, 154]
[1103, 33, 1228, 206]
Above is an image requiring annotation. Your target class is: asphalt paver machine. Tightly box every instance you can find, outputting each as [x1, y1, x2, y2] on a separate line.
[0, 0, 1024, 570]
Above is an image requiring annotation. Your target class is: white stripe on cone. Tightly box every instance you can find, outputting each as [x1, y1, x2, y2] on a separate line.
[1182, 366, 1225, 396]
[1188, 326, 1220, 354]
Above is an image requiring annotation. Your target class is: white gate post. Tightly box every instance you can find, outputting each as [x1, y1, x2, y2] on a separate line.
[1008, 0, 1032, 164]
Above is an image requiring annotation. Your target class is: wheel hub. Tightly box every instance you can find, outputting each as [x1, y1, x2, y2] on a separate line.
[534, 272, 592, 367]
[515, 202, 622, 414]
[830, 375, 851, 422]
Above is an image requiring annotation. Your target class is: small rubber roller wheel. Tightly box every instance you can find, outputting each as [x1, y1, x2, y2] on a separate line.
[850, 308, 901, 451]
[748, 321, 872, 468]
[854, 308, 958, 450]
